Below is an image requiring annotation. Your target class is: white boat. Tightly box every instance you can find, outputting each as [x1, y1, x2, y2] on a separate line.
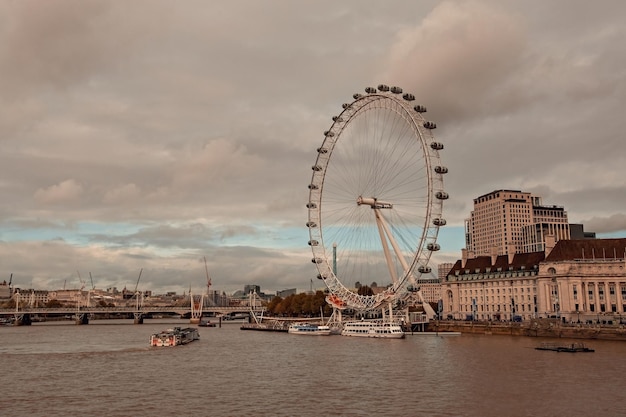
[288, 323, 332, 336]
[150, 327, 200, 347]
[341, 320, 405, 339]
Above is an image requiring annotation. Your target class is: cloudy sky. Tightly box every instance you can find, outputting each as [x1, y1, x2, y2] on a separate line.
[1, 0, 625, 296]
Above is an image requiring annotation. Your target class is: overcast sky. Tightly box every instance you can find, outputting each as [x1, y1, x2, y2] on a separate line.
[1, 0, 625, 296]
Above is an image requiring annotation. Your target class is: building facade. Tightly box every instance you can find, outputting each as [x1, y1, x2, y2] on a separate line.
[465, 189, 570, 257]
[442, 238, 626, 323]
[536, 238, 626, 322]
[416, 278, 442, 304]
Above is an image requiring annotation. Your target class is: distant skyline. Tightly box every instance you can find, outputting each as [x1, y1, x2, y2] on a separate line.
[1, 1, 625, 295]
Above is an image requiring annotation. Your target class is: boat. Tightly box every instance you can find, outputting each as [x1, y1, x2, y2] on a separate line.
[198, 319, 216, 327]
[341, 320, 405, 339]
[240, 322, 288, 332]
[150, 327, 200, 347]
[535, 342, 594, 352]
[288, 323, 332, 336]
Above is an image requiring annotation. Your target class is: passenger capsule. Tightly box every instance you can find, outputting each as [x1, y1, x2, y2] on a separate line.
[433, 218, 447, 226]
[377, 84, 390, 92]
[427, 243, 440, 251]
[306, 221, 317, 228]
[317, 147, 328, 154]
[332, 116, 343, 122]
[353, 93, 363, 100]
[308, 184, 319, 190]
[434, 166, 448, 174]
[402, 93, 415, 101]
[308, 240, 319, 246]
[365, 87, 377, 94]
[414, 105, 427, 113]
[436, 191, 449, 200]
[312, 165, 322, 171]
[306, 202, 317, 208]
[317, 274, 326, 280]
[430, 142, 444, 150]
[418, 265, 432, 273]
[324, 131, 334, 137]
[390, 86, 403, 94]
[311, 258, 323, 264]
[342, 103, 349, 109]
[423, 121, 437, 129]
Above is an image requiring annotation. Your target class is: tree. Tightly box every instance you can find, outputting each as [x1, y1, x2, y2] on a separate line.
[357, 285, 374, 296]
[266, 296, 283, 314]
[46, 299, 63, 308]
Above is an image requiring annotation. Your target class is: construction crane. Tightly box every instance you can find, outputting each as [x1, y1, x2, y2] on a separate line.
[89, 272, 95, 290]
[204, 257, 211, 295]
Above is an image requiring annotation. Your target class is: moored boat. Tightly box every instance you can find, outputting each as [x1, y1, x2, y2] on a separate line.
[341, 320, 405, 339]
[288, 323, 332, 336]
[150, 327, 200, 347]
[535, 342, 594, 352]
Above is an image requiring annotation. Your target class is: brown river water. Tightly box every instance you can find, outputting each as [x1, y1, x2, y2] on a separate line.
[1, 319, 625, 417]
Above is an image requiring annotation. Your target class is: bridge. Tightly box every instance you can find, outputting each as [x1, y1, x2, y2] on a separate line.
[0, 305, 265, 325]
[0, 291, 266, 326]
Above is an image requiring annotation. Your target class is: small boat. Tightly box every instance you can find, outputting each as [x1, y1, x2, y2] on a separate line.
[198, 320, 216, 327]
[150, 327, 200, 347]
[535, 342, 594, 352]
[341, 320, 405, 339]
[288, 323, 332, 336]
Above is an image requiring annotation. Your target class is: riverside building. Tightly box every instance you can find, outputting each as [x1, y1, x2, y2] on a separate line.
[439, 188, 626, 323]
[442, 238, 626, 323]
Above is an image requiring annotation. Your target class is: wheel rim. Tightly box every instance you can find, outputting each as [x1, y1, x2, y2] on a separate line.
[307, 86, 447, 311]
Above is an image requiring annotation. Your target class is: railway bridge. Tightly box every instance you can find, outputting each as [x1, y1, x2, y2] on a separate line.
[0, 305, 265, 325]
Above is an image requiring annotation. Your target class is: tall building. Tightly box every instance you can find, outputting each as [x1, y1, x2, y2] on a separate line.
[438, 263, 454, 281]
[465, 189, 570, 257]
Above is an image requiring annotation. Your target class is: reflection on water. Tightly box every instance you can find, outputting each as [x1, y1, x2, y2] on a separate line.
[1, 319, 626, 417]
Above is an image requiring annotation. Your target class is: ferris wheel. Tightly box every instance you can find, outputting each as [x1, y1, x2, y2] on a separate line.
[306, 85, 448, 311]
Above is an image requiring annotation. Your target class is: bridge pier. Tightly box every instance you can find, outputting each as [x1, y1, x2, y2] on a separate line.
[133, 312, 144, 324]
[75, 313, 89, 325]
[14, 314, 32, 326]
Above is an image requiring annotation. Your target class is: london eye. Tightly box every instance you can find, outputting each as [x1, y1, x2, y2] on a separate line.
[306, 85, 448, 311]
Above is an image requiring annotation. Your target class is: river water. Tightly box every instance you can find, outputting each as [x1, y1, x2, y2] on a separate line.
[1, 319, 625, 417]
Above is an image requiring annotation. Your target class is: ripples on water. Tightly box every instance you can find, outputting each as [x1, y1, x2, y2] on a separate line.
[1, 320, 626, 417]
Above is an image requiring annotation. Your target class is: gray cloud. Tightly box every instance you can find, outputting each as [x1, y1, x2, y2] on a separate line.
[1, 0, 625, 295]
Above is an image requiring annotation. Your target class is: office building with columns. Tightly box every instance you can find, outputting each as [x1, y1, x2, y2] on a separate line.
[442, 238, 626, 322]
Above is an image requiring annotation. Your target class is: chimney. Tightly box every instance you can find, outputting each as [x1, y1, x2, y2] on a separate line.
[461, 248, 468, 268]
[544, 234, 556, 257]
[490, 246, 498, 266]
[507, 244, 515, 265]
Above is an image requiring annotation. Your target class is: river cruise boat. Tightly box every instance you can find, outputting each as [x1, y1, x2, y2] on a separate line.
[150, 327, 200, 347]
[288, 323, 332, 336]
[341, 320, 405, 339]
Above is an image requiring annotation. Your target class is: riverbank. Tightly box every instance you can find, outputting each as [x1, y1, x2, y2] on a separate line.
[430, 318, 626, 341]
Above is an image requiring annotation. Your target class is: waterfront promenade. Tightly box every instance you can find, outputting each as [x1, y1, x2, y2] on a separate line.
[432, 318, 626, 341]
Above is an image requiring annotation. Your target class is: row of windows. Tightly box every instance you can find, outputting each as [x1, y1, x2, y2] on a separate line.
[461, 304, 533, 313]
[463, 295, 533, 304]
